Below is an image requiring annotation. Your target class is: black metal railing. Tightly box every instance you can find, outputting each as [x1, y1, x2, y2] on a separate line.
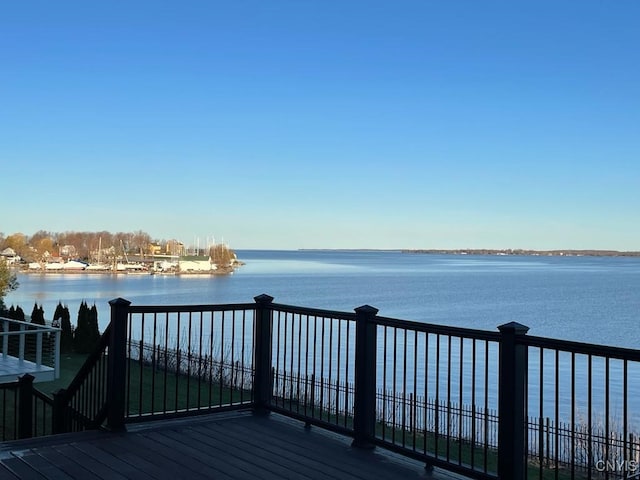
[371, 315, 502, 479]
[266, 301, 357, 434]
[52, 323, 111, 433]
[3, 294, 639, 480]
[0, 374, 52, 441]
[123, 300, 256, 422]
[251, 297, 640, 480]
[524, 334, 640, 480]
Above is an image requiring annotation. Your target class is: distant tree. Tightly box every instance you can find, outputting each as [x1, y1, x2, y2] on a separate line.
[3, 233, 28, 258]
[131, 230, 152, 254]
[74, 301, 89, 353]
[53, 302, 74, 354]
[25, 302, 46, 358]
[74, 301, 100, 354]
[7, 305, 26, 321]
[35, 237, 54, 259]
[88, 304, 100, 346]
[0, 259, 18, 312]
[29, 230, 54, 258]
[5, 305, 25, 355]
[30, 302, 45, 325]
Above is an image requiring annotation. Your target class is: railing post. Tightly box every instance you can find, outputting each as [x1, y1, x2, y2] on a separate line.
[52, 388, 68, 434]
[498, 321, 529, 480]
[2, 319, 8, 358]
[18, 323, 25, 361]
[36, 331, 43, 367]
[253, 294, 274, 415]
[352, 304, 379, 449]
[18, 373, 35, 439]
[54, 329, 61, 379]
[107, 297, 131, 432]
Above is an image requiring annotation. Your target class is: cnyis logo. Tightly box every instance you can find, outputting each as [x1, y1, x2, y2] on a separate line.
[594, 459, 640, 478]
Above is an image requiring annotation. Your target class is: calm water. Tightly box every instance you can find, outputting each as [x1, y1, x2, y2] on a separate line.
[7, 250, 640, 425]
[6, 250, 640, 348]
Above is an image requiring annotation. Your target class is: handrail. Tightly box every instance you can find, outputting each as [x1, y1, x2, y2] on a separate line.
[524, 333, 640, 360]
[0, 316, 61, 333]
[127, 302, 255, 314]
[268, 301, 358, 320]
[376, 314, 502, 341]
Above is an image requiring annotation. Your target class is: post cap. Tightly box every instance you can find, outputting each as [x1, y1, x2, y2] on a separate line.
[18, 373, 35, 383]
[108, 297, 132, 307]
[354, 305, 379, 316]
[497, 321, 529, 335]
[254, 294, 274, 304]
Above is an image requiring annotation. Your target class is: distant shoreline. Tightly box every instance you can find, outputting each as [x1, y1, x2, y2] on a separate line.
[299, 248, 640, 257]
[17, 269, 236, 276]
[403, 249, 640, 257]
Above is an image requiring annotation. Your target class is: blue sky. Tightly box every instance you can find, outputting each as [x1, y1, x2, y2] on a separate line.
[2, 1, 639, 250]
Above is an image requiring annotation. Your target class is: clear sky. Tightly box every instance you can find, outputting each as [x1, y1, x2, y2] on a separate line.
[2, 1, 639, 250]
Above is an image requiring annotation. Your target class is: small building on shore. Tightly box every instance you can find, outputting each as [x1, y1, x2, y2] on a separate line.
[0, 248, 19, 265]
[178, 256, 217, 273]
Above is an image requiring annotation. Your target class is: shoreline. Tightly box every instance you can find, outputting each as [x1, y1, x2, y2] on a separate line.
[15, 267, 238, 276]
[401, 249, 640, 257]
[298, 248, 640, 257]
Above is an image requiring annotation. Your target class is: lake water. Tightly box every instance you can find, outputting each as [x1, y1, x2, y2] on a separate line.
[6, 250, 640, 428]
[7, 250, 640, 349]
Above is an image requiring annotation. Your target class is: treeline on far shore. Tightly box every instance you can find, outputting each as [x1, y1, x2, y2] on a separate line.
[1, 230, 159, 263]
[402, 249, 640, 257]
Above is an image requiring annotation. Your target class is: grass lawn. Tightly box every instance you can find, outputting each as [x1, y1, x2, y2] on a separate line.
[34, 352, 89, 396]
[125, 359, 253, 417]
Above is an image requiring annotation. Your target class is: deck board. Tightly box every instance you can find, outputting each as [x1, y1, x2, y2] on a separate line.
[1, 457, 46, 479]
[52, 444, 128, 480]
[200, 420, 367, 479]
[132, 431, 223, 479]
[0, 463, 18, 480]
[69, 441, 156, 480]
[0, 411, 471, 479]
[0, 356, 55, 384]
[186, 426, 320, 480]
[98, 435, 190, 480]
[29, 448, 94, 480]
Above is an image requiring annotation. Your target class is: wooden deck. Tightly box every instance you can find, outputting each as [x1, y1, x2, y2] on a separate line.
[0, 411, 470, 479]
[0, 356, 55, 384]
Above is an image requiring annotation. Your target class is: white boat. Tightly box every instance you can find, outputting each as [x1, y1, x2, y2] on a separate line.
[86, 263, 110, 271]
[62, 260, 87, 270]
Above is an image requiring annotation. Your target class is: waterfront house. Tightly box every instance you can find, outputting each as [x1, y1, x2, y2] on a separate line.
[0, 248, 18, 265]
[178, 256, 217, 272]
